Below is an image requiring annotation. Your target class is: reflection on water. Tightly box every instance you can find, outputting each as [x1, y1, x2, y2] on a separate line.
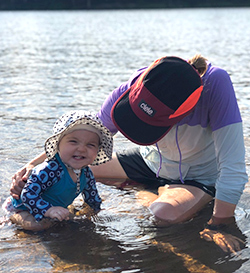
[1, 8, 250, 273]
[1, 184, 247, 273]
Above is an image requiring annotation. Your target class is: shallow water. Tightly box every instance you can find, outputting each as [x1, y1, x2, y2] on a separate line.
[0, 8, 250, 272]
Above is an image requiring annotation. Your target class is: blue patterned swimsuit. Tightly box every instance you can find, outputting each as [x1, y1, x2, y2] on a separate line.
[11, 154, 102, 221]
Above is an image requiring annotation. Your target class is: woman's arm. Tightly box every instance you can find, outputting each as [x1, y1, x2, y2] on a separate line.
[205, 67, 248, 210]
[212, 123, 247, 210]
[200, 67, 248, 252]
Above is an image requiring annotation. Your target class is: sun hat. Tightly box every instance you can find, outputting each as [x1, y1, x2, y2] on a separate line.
[45, 111, 113, 166]
[111, 56, 203, 145]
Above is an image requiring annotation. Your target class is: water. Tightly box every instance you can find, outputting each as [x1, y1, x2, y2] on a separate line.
[0, 8, 250, 272]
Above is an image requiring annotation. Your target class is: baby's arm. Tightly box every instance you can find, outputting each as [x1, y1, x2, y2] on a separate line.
[21, 160, 63, 222]
[82, 167, 102, 211]
[44, 206, 70, 221]
[21, 177, 52, 222]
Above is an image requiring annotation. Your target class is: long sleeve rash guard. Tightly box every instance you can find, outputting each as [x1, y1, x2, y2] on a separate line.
[17, 154, 102, 221]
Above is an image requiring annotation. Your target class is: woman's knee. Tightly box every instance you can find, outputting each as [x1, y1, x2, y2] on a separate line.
[149, 201, 182, 224]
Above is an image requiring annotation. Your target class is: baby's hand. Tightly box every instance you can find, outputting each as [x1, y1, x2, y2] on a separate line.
[44, 206, 70, 221]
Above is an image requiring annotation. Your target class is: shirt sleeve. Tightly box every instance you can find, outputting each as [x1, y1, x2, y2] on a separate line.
[204, 66, 248, 204]
[20, 159, 63, 221]
[82, 167, 102, 211]
[213, 123, 248, 204]
[97, 67, 146, 134]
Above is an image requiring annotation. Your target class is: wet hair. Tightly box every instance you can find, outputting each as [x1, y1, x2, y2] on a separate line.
[188, 54, 208, 77]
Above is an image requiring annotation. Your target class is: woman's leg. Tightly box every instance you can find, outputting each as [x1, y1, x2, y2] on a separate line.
[138, 184, 213, 225]
[92, 150, 213, 225]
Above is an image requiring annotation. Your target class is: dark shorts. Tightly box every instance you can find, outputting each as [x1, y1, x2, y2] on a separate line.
[116, 147, 215, 197]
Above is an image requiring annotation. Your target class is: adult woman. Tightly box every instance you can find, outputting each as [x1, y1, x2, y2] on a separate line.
[11, 55, 248, 251]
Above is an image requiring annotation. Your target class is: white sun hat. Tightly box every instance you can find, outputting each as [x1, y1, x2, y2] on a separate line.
[45, 111, 113, 166]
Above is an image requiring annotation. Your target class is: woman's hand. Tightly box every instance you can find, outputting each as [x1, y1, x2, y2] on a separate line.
[200, 228, 245, 253]
[10, 165, 34, 199]
[10, 152, 47, 199]
[44, 206, 70, 221]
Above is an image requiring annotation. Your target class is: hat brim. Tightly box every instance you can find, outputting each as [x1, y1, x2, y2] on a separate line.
[45, 115, 113, 166]
[111, 89, 173, 145]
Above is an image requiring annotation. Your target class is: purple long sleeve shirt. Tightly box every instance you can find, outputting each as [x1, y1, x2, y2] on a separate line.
[97, 63, 248, 204]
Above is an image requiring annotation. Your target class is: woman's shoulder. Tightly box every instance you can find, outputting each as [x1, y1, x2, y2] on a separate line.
[202, 63, 234, 98]
[204, 63, 231, 81]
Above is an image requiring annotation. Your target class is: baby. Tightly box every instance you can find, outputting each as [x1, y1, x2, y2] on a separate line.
[2, 111, 113, 231]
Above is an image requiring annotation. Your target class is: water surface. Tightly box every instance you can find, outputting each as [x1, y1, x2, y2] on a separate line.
[0, 8, 250, 272]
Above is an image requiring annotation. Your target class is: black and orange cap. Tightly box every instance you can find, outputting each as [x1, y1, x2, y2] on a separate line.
[111, 56, 203, 145]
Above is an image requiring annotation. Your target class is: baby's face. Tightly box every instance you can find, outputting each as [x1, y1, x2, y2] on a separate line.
[58, 129, 99, 169]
